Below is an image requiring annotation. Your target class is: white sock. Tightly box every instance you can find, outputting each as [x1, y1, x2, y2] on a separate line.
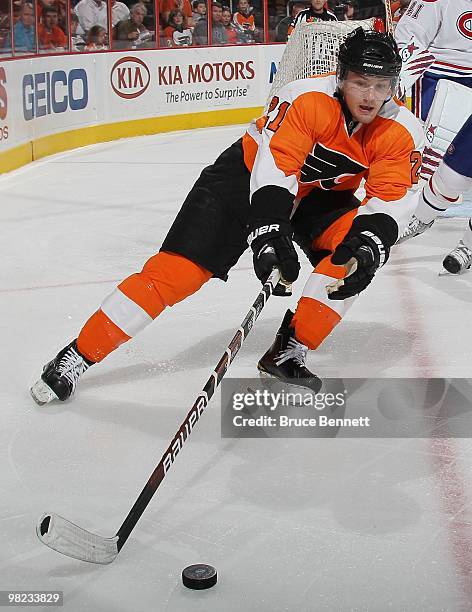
[462, 218, 472, 251]
[417, 163, 463, 224]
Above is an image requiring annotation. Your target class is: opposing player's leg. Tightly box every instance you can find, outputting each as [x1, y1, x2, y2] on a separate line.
[398, 82, 472, 244]
[440, 115, 472, 273]
[258, 208, 360, 392]
[31, 140, 251, 404]
[396, 162, 462, 243]
[442, 221, 472, 274]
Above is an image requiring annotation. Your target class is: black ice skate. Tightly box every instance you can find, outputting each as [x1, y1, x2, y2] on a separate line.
[30, 340, 94, 405]
[258, 310, 322, 393]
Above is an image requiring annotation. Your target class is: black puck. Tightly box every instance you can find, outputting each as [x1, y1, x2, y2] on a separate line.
[182, 564, 217, 590]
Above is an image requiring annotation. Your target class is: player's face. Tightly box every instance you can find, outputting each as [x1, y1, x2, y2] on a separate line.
[342, 71, 393, 124]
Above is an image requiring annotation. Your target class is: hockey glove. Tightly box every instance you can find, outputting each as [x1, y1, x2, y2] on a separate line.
[327, 230, 389, 300]
[248, 220, 300, 296]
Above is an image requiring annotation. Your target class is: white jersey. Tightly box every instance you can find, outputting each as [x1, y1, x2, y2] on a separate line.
[395, 0, 472, 81]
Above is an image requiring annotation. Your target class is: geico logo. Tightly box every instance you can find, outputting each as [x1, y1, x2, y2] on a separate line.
[110, 56, 150, 99]
[0, 67, 7, 121]
[22, 69, 88, 121]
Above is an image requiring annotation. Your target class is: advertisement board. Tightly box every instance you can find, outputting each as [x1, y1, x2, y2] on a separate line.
[0, 43, 287, 171]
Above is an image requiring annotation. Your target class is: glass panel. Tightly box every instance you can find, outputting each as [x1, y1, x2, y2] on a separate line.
[269, 0, 301, 43]
[159, 0, 195, 47]
[0, 0, 11, 55]
[70, 8, 85, 51]
[112, 1, 156, 49]
[12, 0, 36, 54]
[191, 0, 266, 46]
[72, 0, 109, 51]
[38, 0, 69, 53]
[231, 0, 265, 44]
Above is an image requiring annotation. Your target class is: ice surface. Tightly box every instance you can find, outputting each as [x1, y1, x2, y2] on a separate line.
[2, 125, 472, 611]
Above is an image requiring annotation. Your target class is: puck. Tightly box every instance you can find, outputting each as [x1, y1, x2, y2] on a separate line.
[182, 564, 217, 590]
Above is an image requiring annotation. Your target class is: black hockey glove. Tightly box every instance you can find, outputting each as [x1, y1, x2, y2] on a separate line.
[327, 230, 389, 300]
[247, 220, 300, 296]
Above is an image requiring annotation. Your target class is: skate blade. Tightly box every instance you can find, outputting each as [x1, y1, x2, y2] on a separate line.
[258, 370, 322, 397]
[30, 379, 58, 405]
[438, 267, 471, 277]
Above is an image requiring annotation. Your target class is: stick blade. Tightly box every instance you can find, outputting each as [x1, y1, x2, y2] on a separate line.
[37, 513, 119, 564]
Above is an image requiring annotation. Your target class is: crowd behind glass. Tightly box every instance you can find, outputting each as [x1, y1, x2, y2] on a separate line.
[0, 0, 390, 55]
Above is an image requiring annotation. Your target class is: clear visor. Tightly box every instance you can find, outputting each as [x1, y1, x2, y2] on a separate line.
[338, 72, 399, 102]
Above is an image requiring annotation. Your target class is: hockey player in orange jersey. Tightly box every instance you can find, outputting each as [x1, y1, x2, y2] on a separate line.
[31, 28, 424, 405]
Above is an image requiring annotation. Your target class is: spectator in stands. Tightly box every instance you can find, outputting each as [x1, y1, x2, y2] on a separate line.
[74, 0, 107, 35]
[288, 0, 336, 37]
[194, 1, 227, 45]
[192, 0, 206, 24]
[221, 6, 238, 44]
[342, 0, 356, 20]
[38, 6, 67, 50]
[114, 2, 152, 48]
[112, 0, 130, 27]
[161, 0, 193, 28]
[5, 2, 35, 53]
[275, 1, 305, 42]
[233, 0, 256, 44]
[163, 9, 192, 46]
[70, 13, 86, 50]
[37, 0, 67, 30]
[84, 23, 107, 49]
[0, 1, 11, 53]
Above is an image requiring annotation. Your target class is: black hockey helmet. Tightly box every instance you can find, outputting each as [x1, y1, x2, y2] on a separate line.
[337, 27, 402, 81]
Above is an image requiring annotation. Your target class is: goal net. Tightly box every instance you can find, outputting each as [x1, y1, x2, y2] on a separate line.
[267, 19, 377, 107]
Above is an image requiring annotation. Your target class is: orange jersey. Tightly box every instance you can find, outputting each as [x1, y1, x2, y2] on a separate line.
[242, 73, 424, 232]
[38, 24, 67, 49]
[233, 11, 255, 31]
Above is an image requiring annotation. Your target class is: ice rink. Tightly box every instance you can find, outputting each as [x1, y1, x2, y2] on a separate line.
[2, 124, 472, 611]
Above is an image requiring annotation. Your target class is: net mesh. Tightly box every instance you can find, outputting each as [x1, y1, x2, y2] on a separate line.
[267, 19, 376, 107]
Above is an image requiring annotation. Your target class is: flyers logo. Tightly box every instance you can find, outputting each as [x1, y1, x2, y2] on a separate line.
[300, 143, 367, 189]
[457, 12, 472, 40]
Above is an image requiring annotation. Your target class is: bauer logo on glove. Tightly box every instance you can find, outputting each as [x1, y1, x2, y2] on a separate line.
[247, 219, 300, 296]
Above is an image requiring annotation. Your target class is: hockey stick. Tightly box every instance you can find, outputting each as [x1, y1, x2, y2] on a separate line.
[37, 268, 281, 564]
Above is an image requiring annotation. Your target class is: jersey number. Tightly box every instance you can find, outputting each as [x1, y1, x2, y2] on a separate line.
[260, 96, 291, 133]
[410, 151, 422, 184]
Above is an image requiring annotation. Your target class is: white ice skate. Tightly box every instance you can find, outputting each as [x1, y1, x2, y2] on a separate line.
[396, 215, 434, 244]
[441, 240, 472, 275]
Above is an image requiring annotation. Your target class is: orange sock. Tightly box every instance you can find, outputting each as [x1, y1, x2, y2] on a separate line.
[77, 252, 212, 362]
[292, 296, 342, 350]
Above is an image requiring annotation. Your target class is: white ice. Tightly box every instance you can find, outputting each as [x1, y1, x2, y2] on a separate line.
[2, 125, 472, 612]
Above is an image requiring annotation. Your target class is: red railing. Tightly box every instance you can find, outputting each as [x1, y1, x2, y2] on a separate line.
[0, 0, 283, 60]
